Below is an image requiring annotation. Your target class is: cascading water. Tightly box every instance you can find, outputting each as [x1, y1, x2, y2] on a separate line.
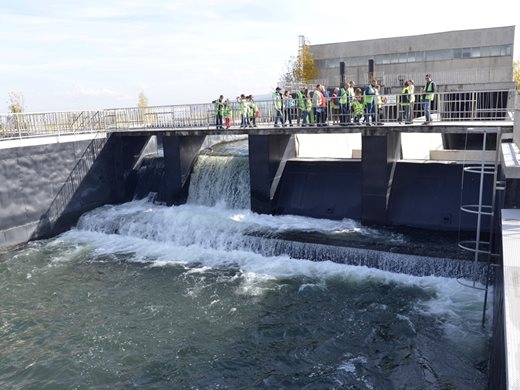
[0, 140, 492, 389]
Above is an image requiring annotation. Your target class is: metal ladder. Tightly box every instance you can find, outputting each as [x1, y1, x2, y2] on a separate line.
[457, 127, 504, 327]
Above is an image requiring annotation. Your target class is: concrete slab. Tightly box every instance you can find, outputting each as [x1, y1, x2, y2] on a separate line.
[0, 132, 106, 150]
[430, 149, 497, 162]
[502, 142, 520, 179]
[501, 209, 520, 390]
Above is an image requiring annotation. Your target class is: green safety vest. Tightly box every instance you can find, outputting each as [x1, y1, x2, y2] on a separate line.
[214, 100, 223, 114]
[273, 93, 281, 110]
[424, 81, 435, 101]
[223, 106, 231, 119]
[352, 100, 364, 116]
[339, 88, 347, 104]
[400, 87, 409, 106]
[296, 91, 305, 109]
[305, 98, 312, 112]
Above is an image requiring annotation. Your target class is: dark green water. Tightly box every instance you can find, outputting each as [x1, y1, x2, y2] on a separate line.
[0, 217, 490, 389]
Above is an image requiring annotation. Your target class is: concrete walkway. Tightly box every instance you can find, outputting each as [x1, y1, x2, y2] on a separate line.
[501, 209, 520, 390]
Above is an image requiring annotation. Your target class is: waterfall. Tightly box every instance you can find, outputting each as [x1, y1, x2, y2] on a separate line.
[188, 153, 250, 209]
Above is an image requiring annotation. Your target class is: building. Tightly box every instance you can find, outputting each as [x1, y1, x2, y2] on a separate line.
[309, 26, 515, 93]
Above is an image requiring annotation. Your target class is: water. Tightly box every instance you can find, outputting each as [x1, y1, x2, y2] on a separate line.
[0, 141, 491, 389]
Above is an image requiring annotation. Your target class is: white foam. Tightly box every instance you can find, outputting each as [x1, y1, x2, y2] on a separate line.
[56, 199, 491, 334]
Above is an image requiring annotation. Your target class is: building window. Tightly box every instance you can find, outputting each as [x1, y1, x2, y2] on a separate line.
[462, 48, 471, 58]
[471, 47, 480, 58]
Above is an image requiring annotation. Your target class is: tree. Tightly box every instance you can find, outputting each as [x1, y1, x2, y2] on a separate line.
[8, 91, 25, 113]
[137, 92, 148, 108]
[293, 44, 319, 83]
[279, 39, 319, 87]
[514, 60, 520, 90]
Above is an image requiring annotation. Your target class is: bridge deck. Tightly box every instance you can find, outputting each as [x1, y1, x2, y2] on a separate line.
[109, 121, 513, 137]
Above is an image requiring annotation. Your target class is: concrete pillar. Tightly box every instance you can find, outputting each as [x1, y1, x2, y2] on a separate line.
[248, 134, 296, 214]
[361, 130, 401, 225]
[163, 135, 206, 205]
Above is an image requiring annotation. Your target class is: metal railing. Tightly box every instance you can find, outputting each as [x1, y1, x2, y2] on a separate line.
[0, 110, 103, 139]
[0, 89, 516, 140]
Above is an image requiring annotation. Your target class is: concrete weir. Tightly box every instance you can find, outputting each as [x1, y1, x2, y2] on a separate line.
[0, 120, 518, 390]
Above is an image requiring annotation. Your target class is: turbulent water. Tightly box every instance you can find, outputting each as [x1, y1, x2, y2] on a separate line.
[0, 141, 492, 389]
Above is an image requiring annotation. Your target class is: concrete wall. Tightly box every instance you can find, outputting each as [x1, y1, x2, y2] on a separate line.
[310, 26, 515, 89]
[275, 160, 493, 232]
[0, 135, 148, 248]
[310, 26, 515, 58]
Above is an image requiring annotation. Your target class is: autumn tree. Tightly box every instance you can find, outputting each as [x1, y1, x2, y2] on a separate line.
[137, 92, 149, 108]
[292, 44, 318, 83]
[8, 91, 25, 113]
[514, 60, 520, 90]
[279, 37, 319, 87]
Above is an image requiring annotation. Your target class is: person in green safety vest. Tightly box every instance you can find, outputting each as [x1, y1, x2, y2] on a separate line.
[295, 89, 305, 126]
[352, 88, 365, 124]
[237, 94, 250, 128]
[273, 87, 283, 127]
[398, 81, 410, 124]
[303, 88, 312, 126]
[213, 95, 224, 129]
[421, 74, 436, 125]
[222, 99, 232, 129]
[248, 95, 258, 128]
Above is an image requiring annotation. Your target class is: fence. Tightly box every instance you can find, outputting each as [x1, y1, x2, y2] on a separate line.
[0, 90, 517, 140]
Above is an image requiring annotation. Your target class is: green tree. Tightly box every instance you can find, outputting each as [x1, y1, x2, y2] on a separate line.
[514, 60, 520, 90]
[137, 92, 148, 108]
[8, 91, 25, 113]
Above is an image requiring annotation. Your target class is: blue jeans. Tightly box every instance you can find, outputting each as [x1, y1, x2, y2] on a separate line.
[365, 101, 375, 125]
[424, 99, 431, 122]
[274, 109, 283, 125]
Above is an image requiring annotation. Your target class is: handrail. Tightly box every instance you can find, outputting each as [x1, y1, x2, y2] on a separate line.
[1, 89, 517, 140]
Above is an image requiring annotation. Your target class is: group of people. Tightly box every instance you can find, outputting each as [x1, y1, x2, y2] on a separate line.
[212, 74, 436, 128]
[212, 94, 259, 129]
[398, 74, 436, 125]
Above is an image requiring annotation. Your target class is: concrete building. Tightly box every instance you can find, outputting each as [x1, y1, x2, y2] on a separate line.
[309, 26, 515, 93]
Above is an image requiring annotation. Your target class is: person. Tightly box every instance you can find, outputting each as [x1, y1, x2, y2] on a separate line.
[398, 81, 409, 124]
[352, 88, 365, 125]
[364, 79, 377, 126]
[213, 95, 224, 129]
[339, 83, 348, 125]
[248, 95, 258, 128]
[295, 89, 305, 126]
[223, 99, 232, 129]
[273, 87, 283, 127]
[347, 81, 355, 125]
[422, 74, 436, 125]
[407, 79, 415, 124]
[237, 94, 250, 128]
[312, 84, 324, 126]
[321, 85, 329, 125]
[302, 88, 312, 126]
[283, 90, 294, 126]
[331, 87, 340, 125]
[374, 85, 386, 124]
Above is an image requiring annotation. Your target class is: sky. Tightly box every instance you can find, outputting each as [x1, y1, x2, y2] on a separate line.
[1, 0, 519, 113]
